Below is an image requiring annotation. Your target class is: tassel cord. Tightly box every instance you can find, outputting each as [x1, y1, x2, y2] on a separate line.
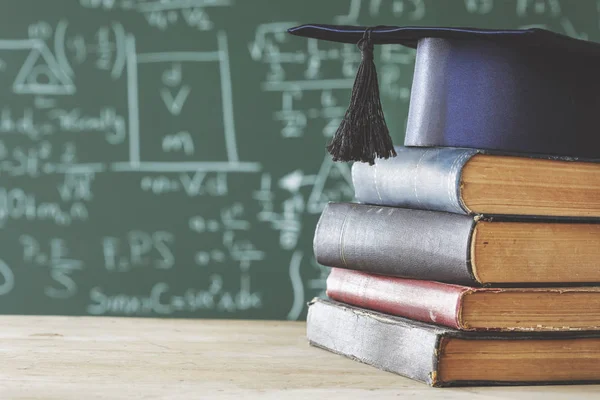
[327, 27, 397, 165]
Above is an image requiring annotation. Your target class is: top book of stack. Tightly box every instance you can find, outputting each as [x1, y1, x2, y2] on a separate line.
[352, 145, 600, 218]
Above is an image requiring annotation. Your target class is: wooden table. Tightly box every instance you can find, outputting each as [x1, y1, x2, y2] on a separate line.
[0, 317, 598, 399]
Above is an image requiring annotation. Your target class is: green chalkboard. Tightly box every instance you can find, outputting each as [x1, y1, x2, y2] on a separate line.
[0, 0, 596, 320]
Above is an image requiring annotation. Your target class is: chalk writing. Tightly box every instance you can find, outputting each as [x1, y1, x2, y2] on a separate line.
[0, 0, 592, 319]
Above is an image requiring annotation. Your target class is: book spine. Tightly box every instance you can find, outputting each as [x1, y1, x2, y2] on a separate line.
[307, 299, 442, 386]
[352, 146, 476, 214]
[314, 202, 477, 285]
[326, 268, 466, 329]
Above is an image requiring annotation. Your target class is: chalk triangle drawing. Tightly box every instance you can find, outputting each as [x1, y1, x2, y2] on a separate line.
[13, 43, 75, 95]
[306, 155, 354, 214]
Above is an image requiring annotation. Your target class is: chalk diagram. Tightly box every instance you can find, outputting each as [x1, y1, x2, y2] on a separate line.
[1, 18, 260, 175]
[0, 39, 75, 96]
[114, 29, 261, 173]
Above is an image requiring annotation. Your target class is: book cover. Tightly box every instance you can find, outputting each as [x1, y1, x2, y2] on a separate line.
[351, 146, 600, 218]
[307, 298, 600, 387]
[314, 202, 600, 285]
[326, 268, 600, 331]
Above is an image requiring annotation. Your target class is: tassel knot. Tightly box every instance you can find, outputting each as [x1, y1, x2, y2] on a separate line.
[326, 26, 396, 165]
[358, 35, 374, 60]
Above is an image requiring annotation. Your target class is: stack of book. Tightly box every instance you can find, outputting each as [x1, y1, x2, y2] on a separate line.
[287, 24, 600, 387]
[310, 146, 600, 386]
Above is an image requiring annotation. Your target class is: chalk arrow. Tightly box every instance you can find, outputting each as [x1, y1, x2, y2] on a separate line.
[279, 169, 316, 193]
[160, 85, 191, 115]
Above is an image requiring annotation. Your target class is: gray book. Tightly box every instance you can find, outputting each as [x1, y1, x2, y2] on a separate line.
[307, 298, 600, 387]
[313, 202, 600, 285]
[351, 146, 600, 218]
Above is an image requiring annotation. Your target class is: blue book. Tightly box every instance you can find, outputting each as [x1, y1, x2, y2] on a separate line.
[351, 146, 600, 218]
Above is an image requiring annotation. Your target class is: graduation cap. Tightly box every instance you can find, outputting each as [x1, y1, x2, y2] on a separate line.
[287, 24, 600, 164]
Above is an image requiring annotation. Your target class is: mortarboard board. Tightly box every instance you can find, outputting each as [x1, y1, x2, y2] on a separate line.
[287, 24, 600, 164]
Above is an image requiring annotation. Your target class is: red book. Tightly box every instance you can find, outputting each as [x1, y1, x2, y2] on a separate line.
[325, 268, 600, 331]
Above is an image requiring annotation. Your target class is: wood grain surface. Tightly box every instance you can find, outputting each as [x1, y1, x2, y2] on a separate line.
[0, 316, 598, 399]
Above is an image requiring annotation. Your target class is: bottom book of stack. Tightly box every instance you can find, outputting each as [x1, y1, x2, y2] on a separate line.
[307, 297, 600, 387]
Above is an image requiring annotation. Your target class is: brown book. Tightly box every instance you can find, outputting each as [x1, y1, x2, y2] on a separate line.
[307, 298, 600, 387]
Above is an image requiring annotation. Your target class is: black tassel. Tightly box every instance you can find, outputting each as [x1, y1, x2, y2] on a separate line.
[327, 27, 396, 165]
